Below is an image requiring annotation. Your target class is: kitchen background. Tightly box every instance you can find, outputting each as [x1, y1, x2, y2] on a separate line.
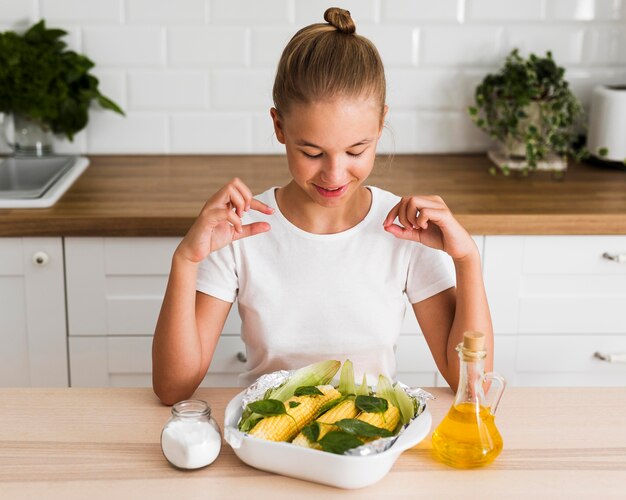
[2, 0, 626, 156]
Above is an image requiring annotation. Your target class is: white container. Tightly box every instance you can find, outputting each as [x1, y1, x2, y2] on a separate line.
[587, 84, 626, 161]
[224, 390, 432, 489]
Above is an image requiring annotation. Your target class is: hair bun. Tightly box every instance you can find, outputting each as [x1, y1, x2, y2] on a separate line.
[324, 7, 356, 34]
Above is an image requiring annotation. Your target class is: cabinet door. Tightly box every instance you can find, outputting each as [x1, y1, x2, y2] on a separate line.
[0, 237, 68, 387]
[69, 335, 247, 388]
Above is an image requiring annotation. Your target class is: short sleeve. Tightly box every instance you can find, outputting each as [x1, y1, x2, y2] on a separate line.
[196, 243, 238, 303]
[405, 243, 456, 303]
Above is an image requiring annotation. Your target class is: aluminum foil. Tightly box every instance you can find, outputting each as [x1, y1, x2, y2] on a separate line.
[237, 370, 434, 457]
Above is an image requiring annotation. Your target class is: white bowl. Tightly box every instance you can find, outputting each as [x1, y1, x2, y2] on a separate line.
[224, 390, 432, 489]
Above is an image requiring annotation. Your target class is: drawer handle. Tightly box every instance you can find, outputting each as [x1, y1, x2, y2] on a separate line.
[236, 352, 247, 363]
[32, 251, 50, 266]
[593, 351, 626, 363]
[602, 252, 626, 263]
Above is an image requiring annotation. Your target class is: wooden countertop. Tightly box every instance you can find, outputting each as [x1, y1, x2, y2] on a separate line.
[1, 154, 625, 236]
[0, 387, 624, 499]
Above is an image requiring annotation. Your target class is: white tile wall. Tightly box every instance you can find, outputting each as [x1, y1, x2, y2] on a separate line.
[2, 0, 625, 154]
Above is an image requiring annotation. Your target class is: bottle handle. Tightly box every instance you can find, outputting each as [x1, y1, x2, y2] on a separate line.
[483, 371, 506, 415]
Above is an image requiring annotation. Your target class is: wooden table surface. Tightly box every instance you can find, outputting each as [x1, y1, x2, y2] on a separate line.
[0, 387, 624, 499]
[1, 154, 625, 236]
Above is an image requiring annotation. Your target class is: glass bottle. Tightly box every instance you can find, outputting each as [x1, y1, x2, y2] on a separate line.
[431, 331, 506, 468]
[160, 399, 222, 469]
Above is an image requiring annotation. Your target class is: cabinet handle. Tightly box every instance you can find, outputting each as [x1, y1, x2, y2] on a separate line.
[32, 251, 50, 266]
[236, 352, 247, 363]
[602, 252, 626, 263]
[593, 351, 626, 363]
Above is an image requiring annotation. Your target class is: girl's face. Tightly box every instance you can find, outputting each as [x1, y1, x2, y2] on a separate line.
[271, 97, 387, 208]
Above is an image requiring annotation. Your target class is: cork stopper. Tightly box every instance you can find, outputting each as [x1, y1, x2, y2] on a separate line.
[463, 331, 485, 352]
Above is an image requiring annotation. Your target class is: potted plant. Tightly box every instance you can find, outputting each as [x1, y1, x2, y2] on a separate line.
[0, 20, 123, 155]
[468, 49, 585, 177]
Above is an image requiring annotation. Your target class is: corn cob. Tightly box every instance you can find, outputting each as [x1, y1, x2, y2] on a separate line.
[292, 398, 359, 449]
[357, 403, 401, 439]
[248, 385, 341, 442]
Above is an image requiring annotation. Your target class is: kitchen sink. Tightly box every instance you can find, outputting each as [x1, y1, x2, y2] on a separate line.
[0, 155, 89, 208]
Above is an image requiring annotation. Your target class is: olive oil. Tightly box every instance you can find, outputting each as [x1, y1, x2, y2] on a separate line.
[431, 331, 506, 469]
[431, 402, 503, 468]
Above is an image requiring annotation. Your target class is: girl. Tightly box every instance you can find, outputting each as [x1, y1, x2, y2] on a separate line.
[153, 7, 493, 405]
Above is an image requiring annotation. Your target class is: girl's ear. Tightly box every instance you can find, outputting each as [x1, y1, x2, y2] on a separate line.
[270, 107, 286, 144]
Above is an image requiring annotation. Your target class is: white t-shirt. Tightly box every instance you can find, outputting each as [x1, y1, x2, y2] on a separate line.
[196, 186, 455, 386]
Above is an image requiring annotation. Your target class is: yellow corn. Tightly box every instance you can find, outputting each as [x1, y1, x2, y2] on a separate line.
[292, 398, 359, 449]
[248, 385, 341, 442]
[357, 403, 401, 439]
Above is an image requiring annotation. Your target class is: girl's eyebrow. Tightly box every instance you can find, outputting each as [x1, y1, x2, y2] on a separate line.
[295, 138, 373, 148]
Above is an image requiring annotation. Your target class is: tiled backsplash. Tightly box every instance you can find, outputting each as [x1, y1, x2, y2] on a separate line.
[2, 0, 625, 154]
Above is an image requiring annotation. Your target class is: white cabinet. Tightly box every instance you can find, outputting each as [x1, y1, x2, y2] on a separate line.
[9, 234, 623, 389]
[0, 237, 68, 387]
[484, 235, 626, 386]
[65, 237, 245, 387]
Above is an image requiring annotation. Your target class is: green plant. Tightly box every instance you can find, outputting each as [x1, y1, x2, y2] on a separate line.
[468, 49, 585, 174]
[0, 20, 123, 140]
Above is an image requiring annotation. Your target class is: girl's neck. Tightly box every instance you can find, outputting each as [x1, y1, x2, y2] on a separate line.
[276, 182, 372, 234]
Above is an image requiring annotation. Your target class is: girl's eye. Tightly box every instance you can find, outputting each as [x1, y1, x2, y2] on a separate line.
[348, 150, 366, 157]
[303, 151, 322, 159]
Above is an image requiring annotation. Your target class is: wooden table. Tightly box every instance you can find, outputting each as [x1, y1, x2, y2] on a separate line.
[0, 387, 624, 499]
[1, 154, 625, 236]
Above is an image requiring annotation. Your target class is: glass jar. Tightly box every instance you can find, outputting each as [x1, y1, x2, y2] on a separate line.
[160, 399, 222, 469]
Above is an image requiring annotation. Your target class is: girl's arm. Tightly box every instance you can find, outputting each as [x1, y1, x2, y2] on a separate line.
[152, 178, 273, 405]
[412, 248, 493, 391]
[383, 195, 493, 392]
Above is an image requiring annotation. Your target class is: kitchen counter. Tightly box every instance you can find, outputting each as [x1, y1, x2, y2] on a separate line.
[1, 154, 625, 236]
[0, 387, 624, 499]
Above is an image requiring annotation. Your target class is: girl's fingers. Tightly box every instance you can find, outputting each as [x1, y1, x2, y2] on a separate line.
[222, 208, 243, 234]
[398, 201, 414, 230]
[250, 198, 275, 215]
[383, 201, 401, 227]
[231, 177, 254, 211]
[383, 223, 415, 241]
[233, 221, 271, 241]
[226, 185, 247, 218]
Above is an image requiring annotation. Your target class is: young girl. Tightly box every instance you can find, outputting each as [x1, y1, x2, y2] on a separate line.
[153, 7, 493, 405]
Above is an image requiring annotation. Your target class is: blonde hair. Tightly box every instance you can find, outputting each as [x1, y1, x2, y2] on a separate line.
[272, 7, 386, 117]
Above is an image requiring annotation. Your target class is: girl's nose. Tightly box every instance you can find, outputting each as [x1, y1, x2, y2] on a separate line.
[319, 154, 345, 184]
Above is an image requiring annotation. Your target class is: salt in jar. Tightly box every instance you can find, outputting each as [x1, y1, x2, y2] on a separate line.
[161, 399, 222, 469]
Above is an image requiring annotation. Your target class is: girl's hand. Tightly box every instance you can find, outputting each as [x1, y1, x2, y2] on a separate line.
[383, 195, 476, 261]
[175, 178, 273, 264]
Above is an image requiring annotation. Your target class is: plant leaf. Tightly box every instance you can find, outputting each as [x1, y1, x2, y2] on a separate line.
[301, 422, 320, 443]
[318, 431, 364, 455]
[293, 386, 324, 397]
[334, 419, 394, 438]
[355, 395, 388, 414]
[246, 399, 286, 417]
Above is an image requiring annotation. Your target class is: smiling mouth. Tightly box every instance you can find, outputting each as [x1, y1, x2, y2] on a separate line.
[314, 184, 349, 198]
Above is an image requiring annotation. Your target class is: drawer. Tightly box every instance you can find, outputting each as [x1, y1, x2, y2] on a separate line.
[517, 335, 626, 375]
[523, 236, 626, 274]
[69, 335, 247, 388]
